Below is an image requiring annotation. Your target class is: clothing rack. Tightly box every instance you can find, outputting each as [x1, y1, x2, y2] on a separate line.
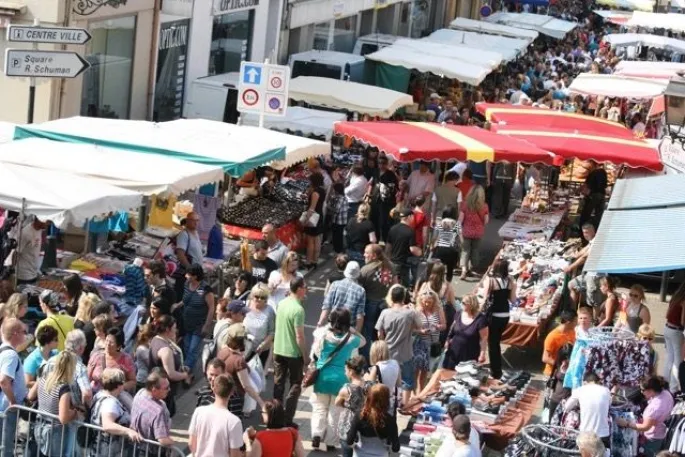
[520, 424, 582, 455]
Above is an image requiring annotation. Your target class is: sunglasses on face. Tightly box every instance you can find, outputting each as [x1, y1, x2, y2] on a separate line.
[254, 296, 267, 301]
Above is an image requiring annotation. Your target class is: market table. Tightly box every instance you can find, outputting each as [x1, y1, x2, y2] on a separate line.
[498, 208, 566, 241]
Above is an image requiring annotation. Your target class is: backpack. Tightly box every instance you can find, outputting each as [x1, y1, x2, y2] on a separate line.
[75, 394, 107, 449]
[201, 321, 230, 373]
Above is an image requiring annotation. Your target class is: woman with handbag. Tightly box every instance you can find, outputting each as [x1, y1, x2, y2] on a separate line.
[413, 289, 446, 394]
[309, 308, 365, 451]
[304, 172, 326, 269]
[482, 258, 516, 380]
[458, 185, 489, 280]
[244, 400, 305, 457]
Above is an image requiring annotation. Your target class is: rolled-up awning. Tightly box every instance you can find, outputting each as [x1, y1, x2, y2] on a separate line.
[475, 103, 636, 139]
[334, 121, 557, 164]
[490, 125, 663, 170]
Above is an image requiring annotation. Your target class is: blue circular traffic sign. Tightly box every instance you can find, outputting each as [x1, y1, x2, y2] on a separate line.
[268, 97, 281, 110]
[480, 4, 492, 17]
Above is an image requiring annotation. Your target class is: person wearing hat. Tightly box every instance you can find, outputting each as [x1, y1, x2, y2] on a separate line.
[318, 261, 366, 332]
[35, 290, 75, 351]
[217, 323, 265, 418]
[450, 415, 477, 457]
[16, 215, 48, 285]
[386, 209, 422, 286]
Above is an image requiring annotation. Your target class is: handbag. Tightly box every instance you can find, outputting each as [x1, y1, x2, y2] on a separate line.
[430, 342, 443, 358]
[299, 211, 320, 227]
[302, 332, 351, 388]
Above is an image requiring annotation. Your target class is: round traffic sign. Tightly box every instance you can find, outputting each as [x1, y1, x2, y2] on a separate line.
[480, 4, 492, 17]
[270, 76, 282, 89]
[242, 89, 259, 106]
[268, 97, 281, 110]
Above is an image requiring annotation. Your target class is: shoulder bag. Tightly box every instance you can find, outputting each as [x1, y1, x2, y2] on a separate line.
[302, 332, 351, 388]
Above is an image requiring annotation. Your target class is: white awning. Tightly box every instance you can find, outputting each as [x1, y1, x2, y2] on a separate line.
[595, 0, 654, 12]
[288, 77, 414, 118]
[484, 12, 578, 39]
[614, 60, 685, 79]
[593, 10, 633, 23]
[604, 33, 685, 53]
[365, 46, 492, 85]
[0, 122, 15, 144]
[625, 12, 685, 32]
[392, 38, 503, 69]
[568, 73, 668, 98]
[0, 138, 225, 196]
[426, 28, 529, 61]
[240, 107, 346, 141]
[449, 17, 539, 40]
[0, 162, 142, 229]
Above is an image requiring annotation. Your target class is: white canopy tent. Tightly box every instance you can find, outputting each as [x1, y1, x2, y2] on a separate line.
[484, 12, 578, 39]
[0, 138, 225, 195]
[392, 38, 504, 69]
[240, 107, 346, 141]
[625, 12, 685, 32]
[0, 162, 142, 229]
[614, 60, 685, 79]
[426, 29, 528, 61]
[568, 73, 668, 98]
[365, 46, 492, 85]
[604, 33, 685, 53]
[593, 10, 633, 23]
[595, 0, 654, 12]
[288, 77, 414, 118]
[0, 122, 15, 144]
[448, 17, 538, 41]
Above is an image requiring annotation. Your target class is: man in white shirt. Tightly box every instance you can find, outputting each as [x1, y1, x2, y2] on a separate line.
[345, 165, 368, 220]
[406, 161, 435, 207]
[189, 374, 243, 457]
[565, 372, 611, 449]
[16, 216, 47, 284]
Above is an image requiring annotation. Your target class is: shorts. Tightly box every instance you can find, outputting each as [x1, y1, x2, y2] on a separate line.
[400, 359, 415, 391]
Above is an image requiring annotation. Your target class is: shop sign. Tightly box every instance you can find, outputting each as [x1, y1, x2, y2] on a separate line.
[154, 19, 189, 122]
[213, 0, 259, 15]
[659, 136, 685, 174]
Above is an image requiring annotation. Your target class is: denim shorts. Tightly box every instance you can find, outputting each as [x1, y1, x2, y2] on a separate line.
[400, 359, 415, 391]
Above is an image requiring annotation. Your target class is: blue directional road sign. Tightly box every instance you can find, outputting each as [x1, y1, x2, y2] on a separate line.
[242, 64, 262, 85]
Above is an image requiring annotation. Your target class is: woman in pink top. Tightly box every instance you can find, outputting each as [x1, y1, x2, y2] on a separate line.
[616, 376, 674, 457]
[457, 185, 489, 280]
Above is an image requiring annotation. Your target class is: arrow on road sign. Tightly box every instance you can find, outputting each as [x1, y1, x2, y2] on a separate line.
[7, 25, 92, 45]
[4, 49, 90, 78]
[246, 68, 259, 83]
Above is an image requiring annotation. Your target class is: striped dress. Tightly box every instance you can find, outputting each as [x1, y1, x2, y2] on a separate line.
[413, 308, 441, 371]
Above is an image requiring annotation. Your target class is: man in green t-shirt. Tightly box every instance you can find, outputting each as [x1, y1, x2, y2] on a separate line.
[273, 276, 309, 426]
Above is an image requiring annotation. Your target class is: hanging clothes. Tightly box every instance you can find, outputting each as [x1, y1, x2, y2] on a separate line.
[611, 411, 638, 457]
[192, 193, 219, 241]
[563, 338, 589, 390]
[148, 195, 177, 228]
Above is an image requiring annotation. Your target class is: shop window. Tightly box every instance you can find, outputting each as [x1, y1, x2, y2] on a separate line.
[81, 16, 136, 119]
[332, 16, 356, 52]
[209, 9, 254, 75]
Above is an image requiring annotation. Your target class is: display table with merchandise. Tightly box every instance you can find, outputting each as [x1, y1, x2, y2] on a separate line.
[498, 208, 566, 241]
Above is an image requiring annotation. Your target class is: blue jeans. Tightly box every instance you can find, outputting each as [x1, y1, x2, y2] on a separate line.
[1, 409, 18, 457]
[184, 332, 203, 371]
[400, 359, 415, 391]
[361, 300, 384, 360]
[347, 250, 364, 266]
[340, 439, 353, 457]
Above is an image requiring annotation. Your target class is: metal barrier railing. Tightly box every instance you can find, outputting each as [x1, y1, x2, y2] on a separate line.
[0, 404, 186, 457]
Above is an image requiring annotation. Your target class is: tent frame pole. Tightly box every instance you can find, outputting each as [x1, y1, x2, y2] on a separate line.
[13, 198, 26, 289]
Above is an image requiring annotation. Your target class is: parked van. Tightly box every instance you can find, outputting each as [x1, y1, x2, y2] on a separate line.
[184, 72, 240, 123]
[352, 34, 400, 56]
[288, 50, 365, 82]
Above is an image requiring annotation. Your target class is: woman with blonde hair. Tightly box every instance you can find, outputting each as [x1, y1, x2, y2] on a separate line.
[0, 292, 32, 351]
[413, 289, 446, 393]
[443, 294, 488, 370]
[617, 284, 651, 333]
[458, 185, 489, 279]
[245, 283, 276, 365]
[29, 350, 80, 457]
[364, 341, 400, 415]
[346, 203, 376, 265]
[267, 251, 303, 309]
[75, 292, 101, 326]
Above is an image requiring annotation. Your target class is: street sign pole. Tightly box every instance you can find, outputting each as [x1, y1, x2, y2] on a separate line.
[27, 18, 39, 124]
[259, 58, 269, 129]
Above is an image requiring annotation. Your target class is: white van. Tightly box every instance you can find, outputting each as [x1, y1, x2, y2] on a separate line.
[288, 50, 366, 82]
[184, 72, 240, 123]
[352, 34, 400, 56]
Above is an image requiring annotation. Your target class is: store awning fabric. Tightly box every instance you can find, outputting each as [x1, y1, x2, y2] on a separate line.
[0, 122, 15, 144]
[14, 117, 292, 177]
[392, 38, 504, 69]
[426, 29, 529, 62]
[491, 125, 663, 170]
[334, 122, 557, 164]
[608, 173, 685, 210]
[240, 107, 346, 141]
[0, 162, 142, 229]
[593, 10, 633, 24]
[626, 12, 685, 32]
[364, 46, 492, 85]
[475, 103, 637, 139]
[448, 17, 539, 41]
[567, 73, 668, 98]
[603, 33, 685, 53]
[595, 0, 654, 12]
[0, 138, 225, 196]
[483, 12, 577, 39]
[288, 77, 413, 118]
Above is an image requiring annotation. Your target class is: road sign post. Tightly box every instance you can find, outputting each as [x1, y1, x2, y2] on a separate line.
[4, 20, 91, 123]
[237, 59, 290, 127]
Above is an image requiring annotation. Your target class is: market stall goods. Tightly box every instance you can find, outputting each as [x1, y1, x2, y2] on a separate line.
[217, 197, 304, 230]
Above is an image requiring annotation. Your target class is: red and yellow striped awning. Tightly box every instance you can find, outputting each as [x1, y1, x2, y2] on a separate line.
[475, 103, 637, 139]
[333, 121, 557, 164]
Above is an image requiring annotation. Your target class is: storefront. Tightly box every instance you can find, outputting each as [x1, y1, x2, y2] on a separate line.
[62, 0, 156, 120]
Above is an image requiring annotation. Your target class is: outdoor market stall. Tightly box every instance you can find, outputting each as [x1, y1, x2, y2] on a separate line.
[288, 77, 414, 118]
[593, 9, 633, 25]
[240, 107, 347, 141]
[567, 73, 669, 99]
[614, 60, 685, 79]
[595, 0, 654, 11]
[426, 28, 531, 62]
[448, 17, 539, 41]
[390, 38, 505, 70]
[483, 12, 578, 40]
[603, 33, 685, 54]
[625, 11, 685, 33]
